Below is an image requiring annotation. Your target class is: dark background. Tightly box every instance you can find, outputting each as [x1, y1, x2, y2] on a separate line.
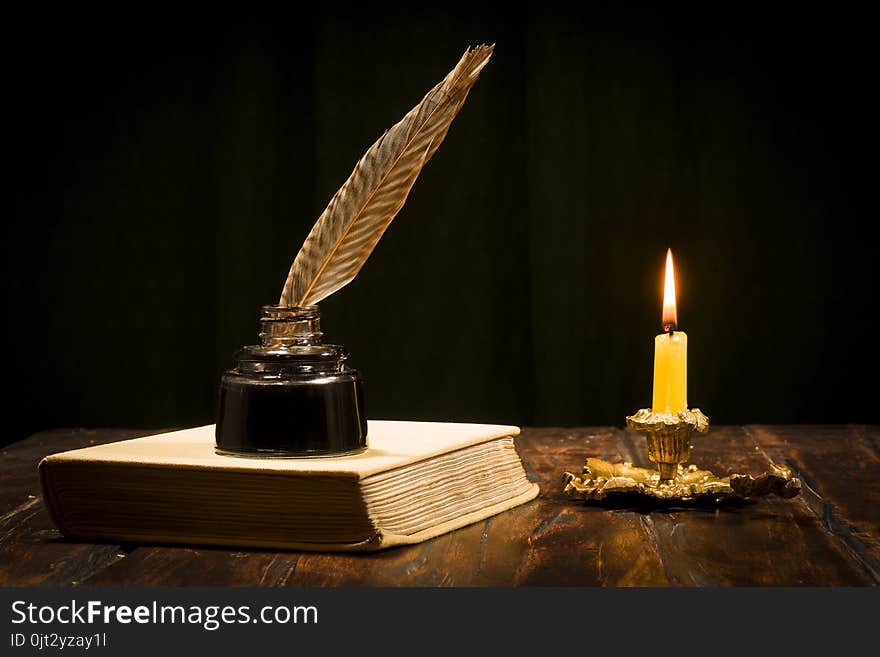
[5, 5, 876, 446]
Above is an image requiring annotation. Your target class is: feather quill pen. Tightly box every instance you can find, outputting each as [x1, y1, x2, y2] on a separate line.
[279, 45, 494, 307]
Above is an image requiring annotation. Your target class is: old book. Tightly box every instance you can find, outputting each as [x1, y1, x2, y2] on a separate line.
[39, 420, 538, 552]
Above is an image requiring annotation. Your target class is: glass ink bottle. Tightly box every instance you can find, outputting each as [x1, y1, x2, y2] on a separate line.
[216, 305, 367, 457]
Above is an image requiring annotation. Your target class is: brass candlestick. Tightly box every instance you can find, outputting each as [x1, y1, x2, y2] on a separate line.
[563, 407, 802, 504]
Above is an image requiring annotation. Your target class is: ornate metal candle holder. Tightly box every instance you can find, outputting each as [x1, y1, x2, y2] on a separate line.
[563, 408, 802, 505]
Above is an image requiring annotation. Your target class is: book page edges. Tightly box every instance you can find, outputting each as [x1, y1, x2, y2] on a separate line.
[372, 483, 539, 551]
[37, 462, 539, 553]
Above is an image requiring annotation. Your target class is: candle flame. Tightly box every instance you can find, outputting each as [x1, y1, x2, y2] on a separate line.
[662, 248, 677, 331]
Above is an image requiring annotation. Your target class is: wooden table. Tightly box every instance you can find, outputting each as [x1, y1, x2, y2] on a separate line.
[1, 426, 878, 586]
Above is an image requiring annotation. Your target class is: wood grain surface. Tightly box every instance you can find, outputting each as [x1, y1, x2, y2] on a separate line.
[1, 426, 877, 586]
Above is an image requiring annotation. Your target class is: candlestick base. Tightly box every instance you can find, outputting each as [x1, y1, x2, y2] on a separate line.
[562, 407, 802, 505]
[626, 408, 709, 482]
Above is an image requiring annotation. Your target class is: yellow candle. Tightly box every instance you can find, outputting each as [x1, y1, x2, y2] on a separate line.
[652, 249, 687, 413]
[653, 331, 687, 412]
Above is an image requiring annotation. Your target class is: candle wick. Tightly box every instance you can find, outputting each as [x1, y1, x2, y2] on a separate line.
[664, 323, 675, 337]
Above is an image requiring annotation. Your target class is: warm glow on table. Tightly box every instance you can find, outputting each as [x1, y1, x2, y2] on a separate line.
[652, 249, 688, 413]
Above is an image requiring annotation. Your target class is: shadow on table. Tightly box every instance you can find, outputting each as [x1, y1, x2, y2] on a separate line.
[581, 497, 759, 514]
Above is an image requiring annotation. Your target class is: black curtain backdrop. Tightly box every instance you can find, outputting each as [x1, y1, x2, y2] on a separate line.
[5, 5, 877, 446]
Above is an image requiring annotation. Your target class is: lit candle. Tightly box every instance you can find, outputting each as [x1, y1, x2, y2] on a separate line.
[652, 249, 687, 413]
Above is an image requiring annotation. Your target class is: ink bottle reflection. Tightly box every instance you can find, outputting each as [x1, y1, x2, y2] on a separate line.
[216, 305, 367, 457]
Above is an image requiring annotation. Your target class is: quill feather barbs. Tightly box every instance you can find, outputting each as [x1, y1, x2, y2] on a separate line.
[279, 45, 494, 307]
